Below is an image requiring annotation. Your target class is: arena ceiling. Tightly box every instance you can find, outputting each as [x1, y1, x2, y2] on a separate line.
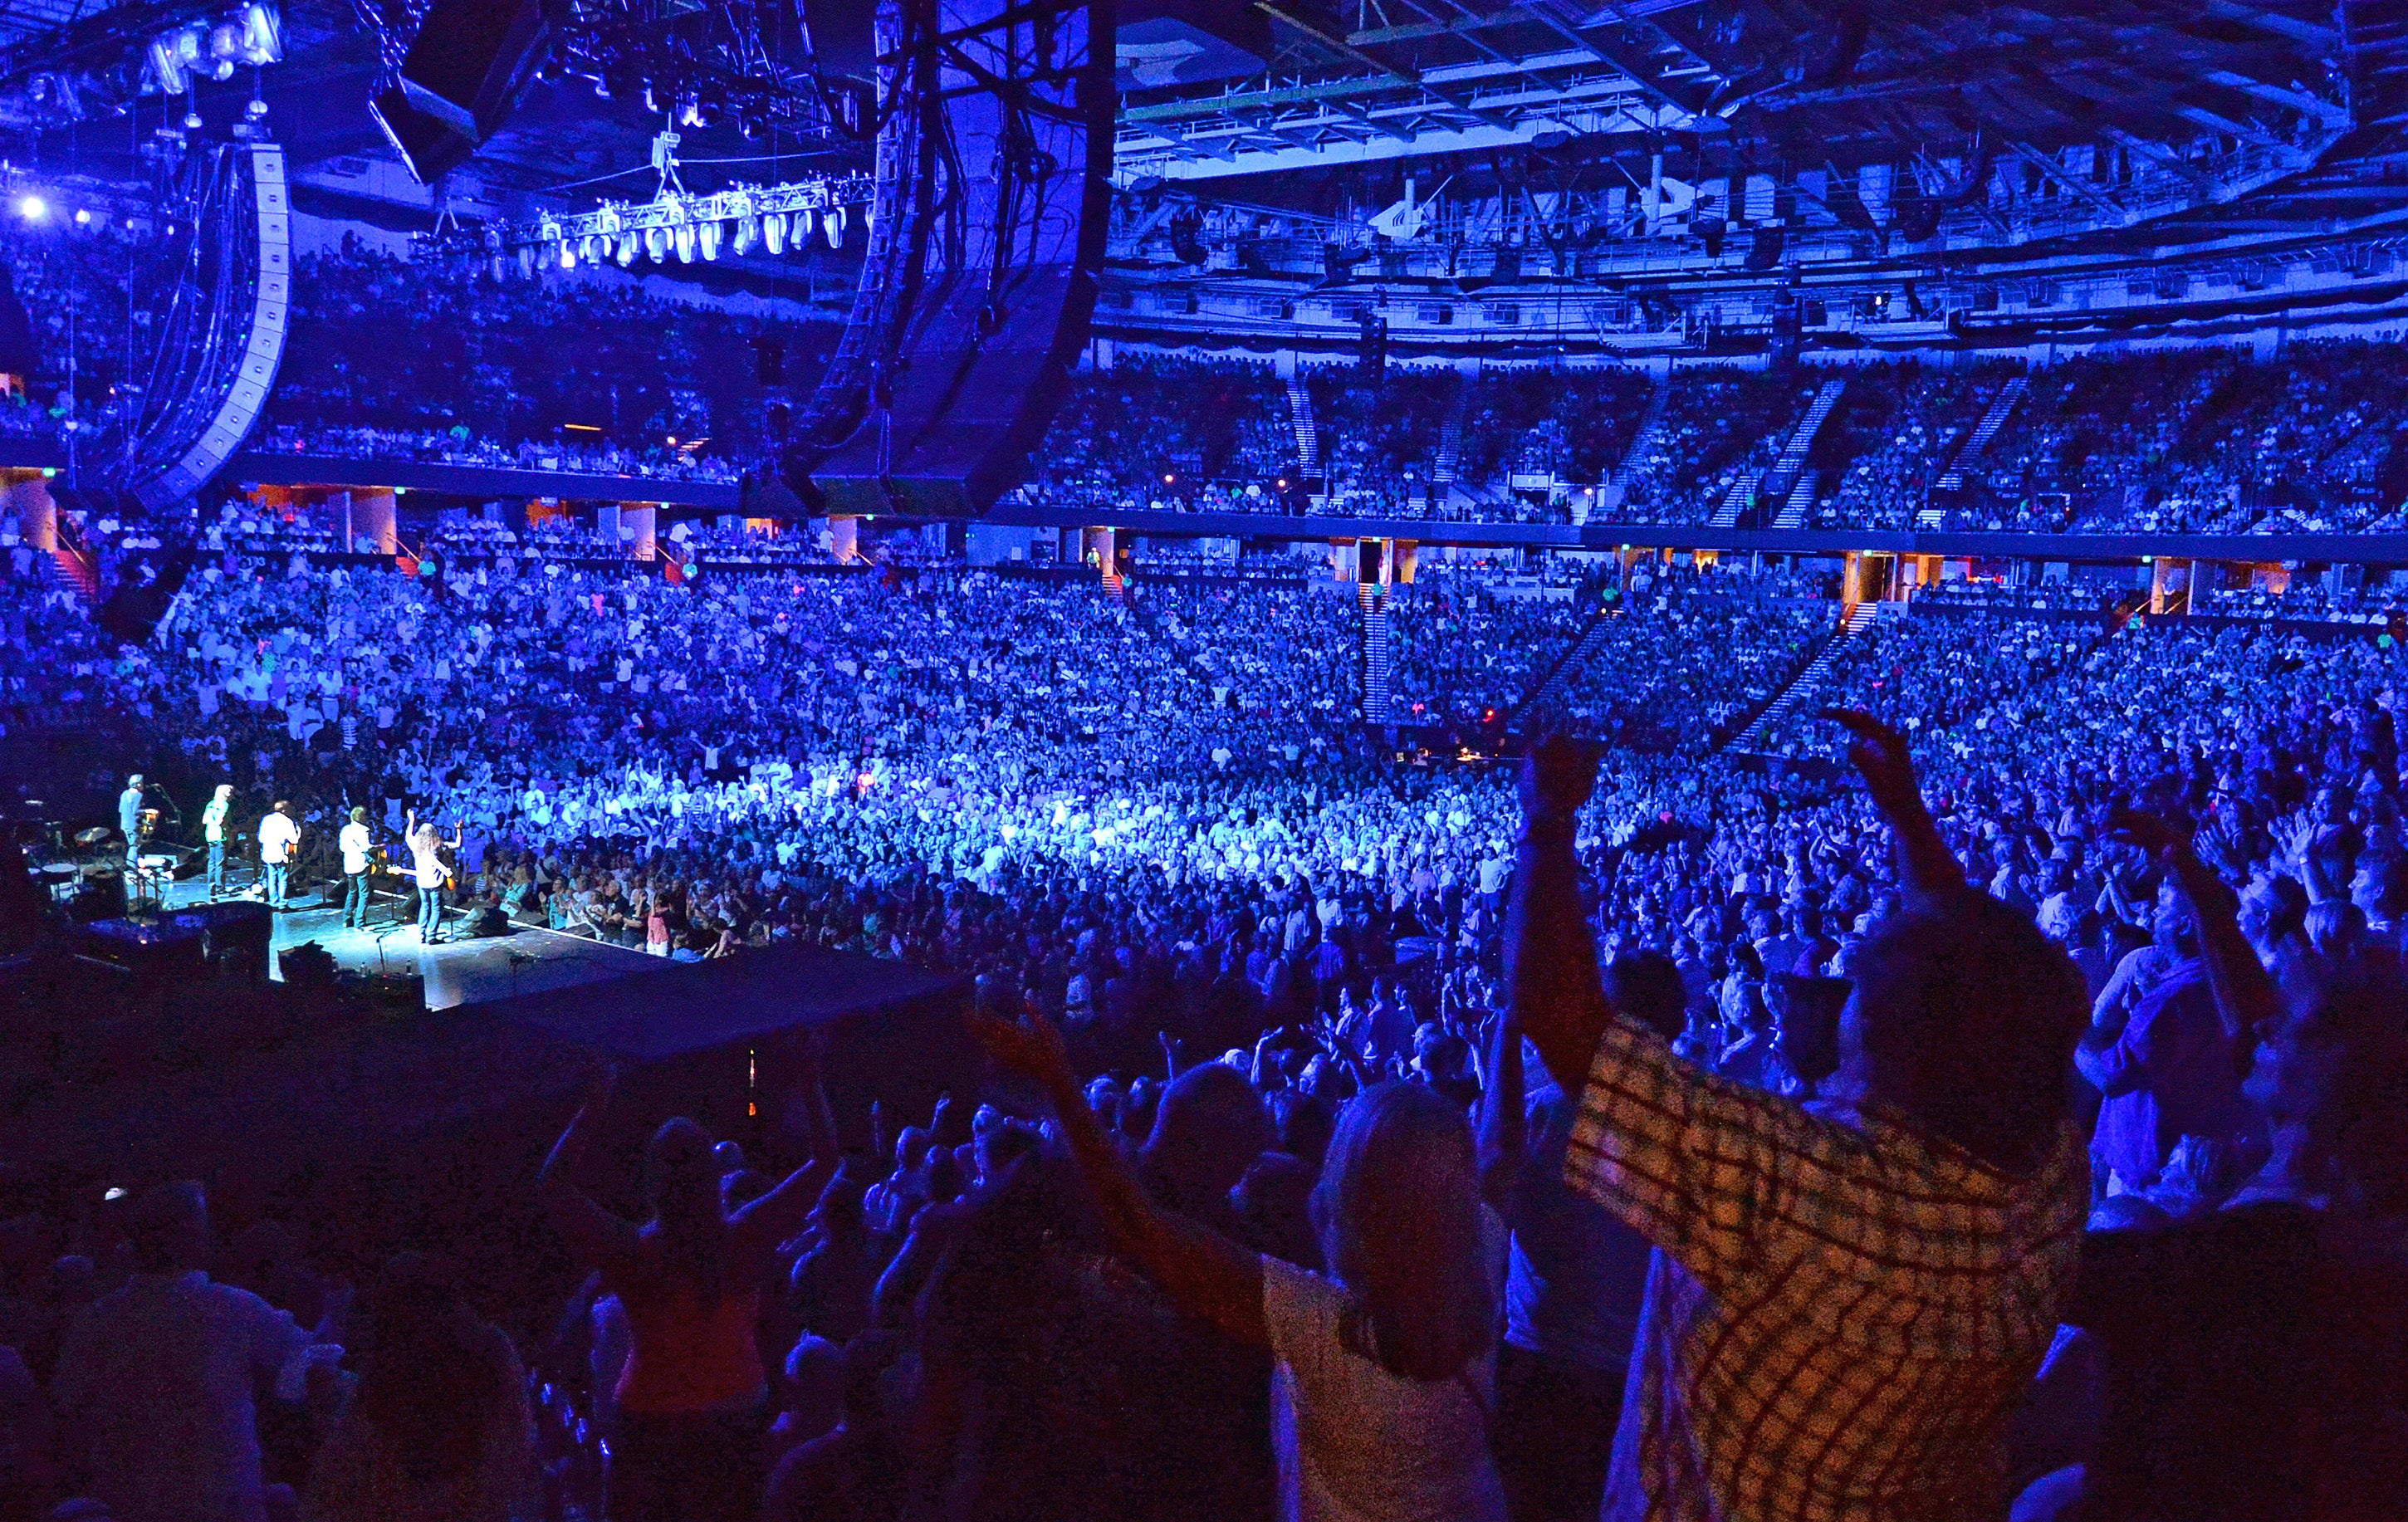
[1114, 1, 2376, 182]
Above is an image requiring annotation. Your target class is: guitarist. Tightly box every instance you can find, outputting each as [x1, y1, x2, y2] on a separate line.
[404, 807, 461, 945]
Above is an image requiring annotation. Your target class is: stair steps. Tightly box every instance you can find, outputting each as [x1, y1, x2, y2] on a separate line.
[1358, 583, 1392, 723]
[1934, 374, 2028, 492]
[1602, 379, 1671, 507]
[1725, 603, 1877, 751]
[1709, 468, 1764, 530]
[49, 545, 98, 601]
[1773, 469, 1819, 530]
[1286, 376, 1319, 473]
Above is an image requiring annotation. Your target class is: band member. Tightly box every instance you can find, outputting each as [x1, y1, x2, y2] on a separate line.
[257, 800, 300, 910]
[406, 808, 459, 944]
[118, 775, 144, 868]
[202, 785, 232, 898]
[339, 805, 374, 928]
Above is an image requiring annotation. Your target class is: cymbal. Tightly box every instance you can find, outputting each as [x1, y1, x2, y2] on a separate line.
[73, 826, 111, 846]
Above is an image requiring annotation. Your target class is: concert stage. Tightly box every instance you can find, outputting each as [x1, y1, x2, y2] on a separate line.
[157, 880, 662, 1011]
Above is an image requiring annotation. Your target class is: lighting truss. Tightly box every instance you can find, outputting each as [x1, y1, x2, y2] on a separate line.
[411, 170, 878, 272]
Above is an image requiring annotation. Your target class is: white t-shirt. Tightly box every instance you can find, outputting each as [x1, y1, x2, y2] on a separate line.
[410, 842, 448, 890]
[257, 813, 298, 865]
[338, 822, 372, 875]
[1260, 1208, 1509, 1522]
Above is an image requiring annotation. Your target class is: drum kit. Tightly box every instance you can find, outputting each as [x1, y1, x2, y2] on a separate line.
[37, 806, 181, 917]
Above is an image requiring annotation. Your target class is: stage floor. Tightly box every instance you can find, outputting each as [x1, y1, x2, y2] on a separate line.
[158, 880, 661, 1011]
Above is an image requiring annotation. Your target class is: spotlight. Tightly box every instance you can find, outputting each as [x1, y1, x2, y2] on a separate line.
[617, 237, 639, 268]
[516, 245, 536, 279]
[579, 232, 600, 263]
[825, 205, 845, 248]
[644, 225, 668, 262]
[762, 212, 786, 255]
[72, 208, 89, 225]
[16, 195, 45, 223]
[697, 220, 721, 261]
[794, 208, 816, 243]
[673, 223, 697, 262]
[558, 241, 575, 270]
[732, 215, 759, 256]
[232, 3, 284, 66]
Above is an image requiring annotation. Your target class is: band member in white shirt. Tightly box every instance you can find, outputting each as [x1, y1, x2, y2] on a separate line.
[405, 808, 459, 944]
[202, 785, 232, 898]
[339, 806, 374, 928]
[118, 775, 145, 868]
[257, 801, 301, 910]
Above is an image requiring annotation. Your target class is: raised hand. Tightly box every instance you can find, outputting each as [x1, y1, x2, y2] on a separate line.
[1520, 732, 1600, 825]
[973, 1006, 1076, 1094]
[1819, 708, 1920, 820]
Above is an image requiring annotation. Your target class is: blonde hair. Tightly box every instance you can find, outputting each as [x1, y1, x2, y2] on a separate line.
[1313, 1081, 1494, 1382]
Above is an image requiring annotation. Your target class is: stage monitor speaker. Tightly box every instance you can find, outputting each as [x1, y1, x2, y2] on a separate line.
[800, 0, 1114, 519]
[399, 0, 547, 144]
[370, 86, 476, 184]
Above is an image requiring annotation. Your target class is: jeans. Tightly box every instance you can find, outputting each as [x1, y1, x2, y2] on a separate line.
[206, 839, 225, 895]
[417, 881, 443, 940]
[343, 869, 370, 927]
[262, 860, 288, 908]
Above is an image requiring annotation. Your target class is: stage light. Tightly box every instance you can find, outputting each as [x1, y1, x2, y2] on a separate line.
[233, 4, 283, 66]
[617, 237, 638, 268]
[558, 241, 575, 270]
[147, 36, 188, 95]
[762, 212, 786, 255]
[16, 195, 45, 223]
[516, 245, 536, 279]
[697, 219, 722, 261]
[72, 208, 89, 224]
[644, 225, 668, 262]
[579, 232, 600, 263]
[794, 208, 816, 243]
[673, 223, 697, 262]
[732, 214, 759, 256]
[825, 205, 845, 248]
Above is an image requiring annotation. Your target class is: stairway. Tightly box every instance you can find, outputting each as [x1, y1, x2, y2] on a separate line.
[1709, 468, 1764, 530]
[48, 544, 98, 601]
[1603, 379, 1670, 506]
[1725, 603, 1878, 751]
[1286, 375, 1319, 473]
[1934, 374, 2028, 492]
[1773, 378, 1848, 479]
[1431, 380, 1471, 492]
[1773, 469, 1819, 529]
[1358, 583, 1392, 723]
[1505, 614, 1610, 729]
[1099, 565, 1126, 603]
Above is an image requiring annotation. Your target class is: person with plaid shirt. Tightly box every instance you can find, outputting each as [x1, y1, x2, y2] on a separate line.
[1510, 712, 2088, 1522]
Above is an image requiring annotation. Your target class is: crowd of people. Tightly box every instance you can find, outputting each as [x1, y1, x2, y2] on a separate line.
[4, 482, 2408, 1522]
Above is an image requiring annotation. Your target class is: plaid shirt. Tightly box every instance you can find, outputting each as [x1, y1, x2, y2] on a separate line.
[1565, 1019, 2085, 1522]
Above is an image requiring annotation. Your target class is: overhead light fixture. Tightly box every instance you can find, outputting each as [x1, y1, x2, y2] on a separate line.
[673, 222, 697, 262]
[697, 219, 722, 260]
[16, 195, 45, 223]
[825, 205, 845, 248]
[644, 225, 668, 262]
[232, 3, 282, 66]
[762, 212, 786, 255]
[732, 214, 759, 256]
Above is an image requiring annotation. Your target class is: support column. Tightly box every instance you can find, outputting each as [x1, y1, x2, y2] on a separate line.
[622, 503, 658, 560]
[6, 475, 55, 551]
[351, 487, 396, 555]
